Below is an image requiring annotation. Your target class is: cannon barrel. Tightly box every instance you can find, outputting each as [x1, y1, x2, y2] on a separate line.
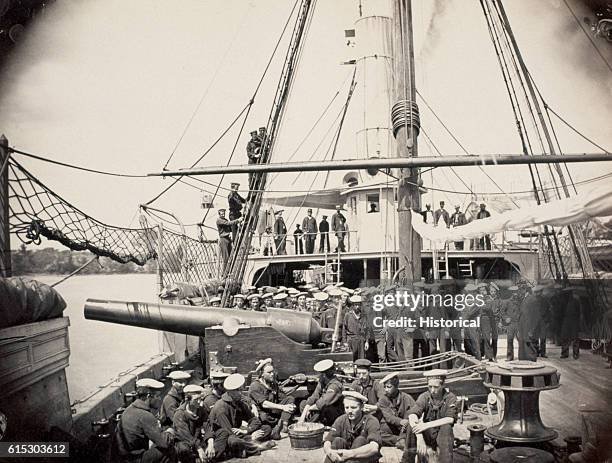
[84, 299, 323, 344]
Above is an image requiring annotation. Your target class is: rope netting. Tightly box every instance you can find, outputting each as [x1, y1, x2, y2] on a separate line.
[8, 157, 219, 287]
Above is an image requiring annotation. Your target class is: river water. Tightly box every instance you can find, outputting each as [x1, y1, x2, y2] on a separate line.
[34, 274, 161, 402]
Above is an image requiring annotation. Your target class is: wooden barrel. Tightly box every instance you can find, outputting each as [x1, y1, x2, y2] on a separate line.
[288, 423, 325, 450]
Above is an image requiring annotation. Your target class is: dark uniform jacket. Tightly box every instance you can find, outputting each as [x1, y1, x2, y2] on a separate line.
[248, 379, 285, 424]
[172, 407, 211, 454]
[450, 211, 467, 227]
[118, 399, 173, 455]
[378, 391, 416, 432]
[302, 216, 318, 234]
[434, 209, 450, 227]
[321, 306, 338, 329]
[476, 209, 491, 220]
[306, 376, 343, 410]
[331, 212, 345, 231]
[325, 413, 382, 448]
[247, 139, 262, 163]
[274, 217, 287, 236]
[216, 217, 234, 239]
[159, 386, 183, 426]
[228, 191, 246, 218]
[409, 389, 458, 423]
[350, 377, 384, 406]
[208, 393, 259, 434]
[319, 219, 330, 235]
[342, 310, 364, 342]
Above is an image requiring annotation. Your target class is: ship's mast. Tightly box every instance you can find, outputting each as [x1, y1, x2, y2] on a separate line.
[392, 0, 421, 281]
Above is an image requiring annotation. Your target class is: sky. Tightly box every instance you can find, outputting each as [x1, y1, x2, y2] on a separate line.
[1, 0, 611, 249]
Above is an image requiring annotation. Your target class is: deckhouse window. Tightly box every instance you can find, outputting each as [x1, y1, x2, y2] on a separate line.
[367, 193, 380, 213]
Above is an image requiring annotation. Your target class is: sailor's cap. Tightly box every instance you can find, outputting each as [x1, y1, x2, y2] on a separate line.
[296, 291, 308, 298]
[328, 288, 343, 297]
[288, 288, 300, 294]
[209, 297, 221, 304]
[210, 369, 230, 379]
[184, 384, 205, 394]
[335, 282, 345, 287]
[464, 284, 477, 292]
[273, 293, 287, 300]
[274, 210, 284, 215]
[307, 208, 313, 212]
[136, 378, 164, 389]
[342, 390, 368, 403]
[233, 294, 245, 299]
[380, 372, 400, 385]
[262, 293, 273, 299]
[259, 127, 266, 131]
[278, 286, 288, 291]
[224, 373, 245, 391]
[250, 130, 258, 135]
[477, 283, 488, 288]
[245, 285, 257, 290]
[342, 288, 354, 295]
[217, 208, 226, 212]
[230, 182, 240, 188]
[354, 359, 372, 369]
[455, 204, 461, 208]
[335, 205, 342, 209]
[313, 359, 335, 372]
[322, 215, 328, 219]
[354, 288, 362, 294]
[423, 369, 448, 380]
[313, 292, 329, 301]
[256, 358, 273, 371]
[168, 370, 191, 380]
[323, 285, 335, 292]
[348, 295, 363, 304]
[246, 293, 260, 300]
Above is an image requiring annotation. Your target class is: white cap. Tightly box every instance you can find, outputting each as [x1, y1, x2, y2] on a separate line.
[273, 293, 287, 300]
[342, 390, 368, 403]
[168, 370, 191, 380]
[209, 297, 221, 304]
[136, 378, 164, 389]
[313, 292, 329, 301]
[313, 359, 335, 372]
[381, 372, 400, 385]
[348, 295, 362, 304]
[184, 384, 205, 394]
[328, 288, 343, 297]
[423, 369, 448, 380]
[224, 373, 246, 391]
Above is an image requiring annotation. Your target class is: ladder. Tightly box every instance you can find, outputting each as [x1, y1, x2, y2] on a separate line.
[458, 259, 475, 278]
[324, 249, 342, 284]
[432, 247, 449, 280]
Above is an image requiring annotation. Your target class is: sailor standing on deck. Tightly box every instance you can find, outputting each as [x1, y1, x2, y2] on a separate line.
[319, 215, 331, 253]
[450, 205, 467, 250]
[227, 182, 246, 242]
[323, 391, 382, 463]
[216, 209, 242, 273]
[273, 210, 287, 255]
[343, 295, 367, 361]
[302, 208, 318, 254]
[476, 203, 491, 250]
[294, 224, 305, 254]
[113, 378, 175, 463]
[434, 201, 450, 228]
[159, 370, 191, 427]
[402, 370, 457, 463]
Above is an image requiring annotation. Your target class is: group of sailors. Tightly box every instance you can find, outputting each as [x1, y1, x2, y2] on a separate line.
[115, 358, 458, 463]
[421, 201, 492, 250]
[204, 278, 584, 364]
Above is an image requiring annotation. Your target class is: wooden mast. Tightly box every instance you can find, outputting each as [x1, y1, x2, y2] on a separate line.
[393, 0, 421, 281]
[0, 134, 11, 277]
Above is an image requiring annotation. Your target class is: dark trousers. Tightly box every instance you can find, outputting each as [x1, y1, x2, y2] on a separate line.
[479, 235, 491, 250]
[259, 396, 295, 428]
[480, 316, 497, 360]
[218, 236, 232, 272]
[348, 336, 366, 361]
[336, 236, 346, 252]
[518, 333, 538, 361]
[275, 237, 286, 255]
[464, 326, 482, 360]
[413, 334, 430, 362]
[294, 238, 304, 254]
[324, 436, 380, 463]
[506, 325, 518, 360]
[561, 339, 580, 359]
[536, 337, 547, 356]
[305, 235, 316, 254]
[175, 429, 229, 463]
[319, 232, 331, 252]
[402, 424, 454, 463]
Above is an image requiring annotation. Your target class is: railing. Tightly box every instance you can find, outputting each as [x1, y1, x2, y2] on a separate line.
[252, 230, 356, 256]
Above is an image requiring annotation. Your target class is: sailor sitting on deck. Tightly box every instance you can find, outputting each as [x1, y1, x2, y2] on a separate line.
[376, 372, 417, 449]
[172, 398, 221, 463]
[349, 359, 384, 415]
[402, 369, 457, 463]
[159, 370, 191, 427]
[300, 359, 345, 426]
[248, 359, 296, 440]
[323, 390, 382, 463]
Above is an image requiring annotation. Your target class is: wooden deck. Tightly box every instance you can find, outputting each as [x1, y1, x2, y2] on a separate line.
[226, 338, 612, 462]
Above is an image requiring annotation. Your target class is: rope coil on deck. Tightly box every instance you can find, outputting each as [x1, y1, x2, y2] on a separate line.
[391, 99, 420, 137]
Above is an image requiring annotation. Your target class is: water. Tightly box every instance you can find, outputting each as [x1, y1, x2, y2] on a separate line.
[33, 274, 161, 402]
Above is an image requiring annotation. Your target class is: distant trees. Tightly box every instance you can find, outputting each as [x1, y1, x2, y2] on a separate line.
[11, 245, 156, 275]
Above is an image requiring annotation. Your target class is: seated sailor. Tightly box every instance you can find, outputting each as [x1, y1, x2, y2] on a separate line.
[402, 369, 457, 463]
[248, 358, 296, 440]
[300, 359, 344, 426]
[349, 359, 384, 415]
[376, 372, 416, 449]
[159, 370, 191, 427]
[323, 390, 382, 463]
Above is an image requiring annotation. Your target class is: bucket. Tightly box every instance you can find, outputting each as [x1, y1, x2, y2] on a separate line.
[288, 423, 325, 450]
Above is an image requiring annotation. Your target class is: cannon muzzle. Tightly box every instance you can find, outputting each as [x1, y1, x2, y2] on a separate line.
[84, 299, 323, 344]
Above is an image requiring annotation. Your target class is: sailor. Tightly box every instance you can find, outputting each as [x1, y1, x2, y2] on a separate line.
[293, 224, 305, 254]
[209, 296, 221, 308]
[320, 288, 340, 328]
[331, 205, 346, 235]
[295, 291, 308, 311]
[258, 126, 267, 144]
[246, 131, 262, 192]
[227, 182, 246, 242]
[560, 285, 582, 360]
[302, 208, 318, 254]
[349, 359, 384, 413]
[412, 282, 430, 361]
[343, 295, 367, 361]
[335, 215, 348, 252]
[319, 215, 331, 253]
[300, 359, 344, 426]
[377, 372, 417, 448]
[434, 201, 450, 228]
[503, 285, 523, 361]
[248, 360, 296, 440]
[261, 226, 275, 256]
[272, 292, 287, 309]
[323, 391, 382, 463]
[231, 294, 246, 310]
[261, 292, 273, 310]
[478, 283, 497, 361]
[114, 378, 175, 463]
[183, 384, 205, 402]
[208, 374, 275, 457]
[202, 370, 230, 412]
[420, 204, 434, 224]
[403, 369, 457, 463]
[462, 284, 482, 360]
[273, 210, 287, 255]
[216, 209, 241, 273]
[476, 203, 491, 250]
[172, 399, 214, 463]
[517, 284, 547, 361]
[246, 293, 261, 311]
[159, 370, 191, 427]
[450, 205, 467, 250]
[244, 285, 257, 296]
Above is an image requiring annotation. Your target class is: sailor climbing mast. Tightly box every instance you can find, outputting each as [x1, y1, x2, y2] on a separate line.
[392, 0, 422, 281]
